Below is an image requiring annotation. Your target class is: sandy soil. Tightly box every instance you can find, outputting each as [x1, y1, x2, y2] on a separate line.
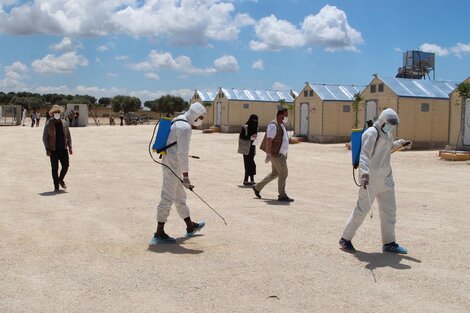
[1, 121, 469, 313]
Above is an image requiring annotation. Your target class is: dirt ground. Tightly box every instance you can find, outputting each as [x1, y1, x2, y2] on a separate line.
[1, 120, 469, 313]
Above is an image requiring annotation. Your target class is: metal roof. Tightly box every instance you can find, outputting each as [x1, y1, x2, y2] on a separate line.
[309, 84, 366, 101]
[378, 76, 458, 99]
[196, 90, 218, 102]
[220, 88, 295, 102]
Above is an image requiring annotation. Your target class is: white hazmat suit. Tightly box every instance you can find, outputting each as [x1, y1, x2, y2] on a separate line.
[156, 102, 206, 223]
[342, 108, 409, 244]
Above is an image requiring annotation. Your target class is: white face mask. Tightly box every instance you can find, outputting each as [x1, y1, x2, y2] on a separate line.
[282, 116, 288, 124]
[382, 123, 395, 133]
[192, 118, 203, 127]
[53, 113, 61, 120]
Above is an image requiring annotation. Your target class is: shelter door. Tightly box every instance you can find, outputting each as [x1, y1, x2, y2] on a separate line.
[464, 99, 470, 145]
[300, 103, 309, 136]
[365, 100, 378, 123]
[215, 102, 222, 126]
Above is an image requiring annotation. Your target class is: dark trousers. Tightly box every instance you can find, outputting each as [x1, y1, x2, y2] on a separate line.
[50, 150, 69, 188]
[243, 145, 256, 181]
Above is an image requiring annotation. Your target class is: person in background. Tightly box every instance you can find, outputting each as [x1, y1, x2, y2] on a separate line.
[73, 110, 80, 127]
[238, 114, 258, 186]
[339, 108, 412, 254]
[252, 108, 294, 202]
[119, 109, 124, 126]
[35, 111, 41, 127]
[42, 105, 73, 192]
[31, 110, 37, 127]
[22, 108, 27, 126]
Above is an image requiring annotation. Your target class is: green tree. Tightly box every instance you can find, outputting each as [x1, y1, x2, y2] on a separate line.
[145, 95, 188, 114]
[98, 97, 112, 107]
[111, 95, 142, 113]
[352, 93, 364, 129]
[457, 82, 470, 99]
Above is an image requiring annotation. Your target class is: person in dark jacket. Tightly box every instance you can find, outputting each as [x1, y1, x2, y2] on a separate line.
[238, 114, 258, 185]
[42, 105, 73, 192]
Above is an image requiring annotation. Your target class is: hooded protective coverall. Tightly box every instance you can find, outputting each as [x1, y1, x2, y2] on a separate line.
[342, 108, 408, 244]
[156, 102, 206, 223]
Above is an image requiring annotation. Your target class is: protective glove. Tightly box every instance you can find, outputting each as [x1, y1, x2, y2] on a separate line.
[182, 177, 191, 189]
[265, 154, 272, 164]
[361, 173, 369, 190]
[402, 140, 412, 149]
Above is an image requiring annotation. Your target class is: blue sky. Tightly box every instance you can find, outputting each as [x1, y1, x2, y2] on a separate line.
[0, 0, 469, 102]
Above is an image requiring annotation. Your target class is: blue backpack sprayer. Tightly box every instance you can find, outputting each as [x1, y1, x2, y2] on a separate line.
[148, 117, 227, 225]
[351, 120, 375, 187]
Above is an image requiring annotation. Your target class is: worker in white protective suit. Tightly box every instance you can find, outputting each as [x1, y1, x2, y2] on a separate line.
[149, 102, 207, 244]
[339, 108, 412, 254]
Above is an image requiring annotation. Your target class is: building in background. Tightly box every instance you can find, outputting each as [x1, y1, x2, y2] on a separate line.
[294, 82, 365, 143]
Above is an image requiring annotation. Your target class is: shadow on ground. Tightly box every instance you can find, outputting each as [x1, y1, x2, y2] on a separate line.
[353, 250, 422, 282]
[147, 235, 204, 255]
[38, 190, 66, 196]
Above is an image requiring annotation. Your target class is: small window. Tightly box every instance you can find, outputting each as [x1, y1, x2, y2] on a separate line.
[378, 83, 384, 92]
[370, 85, 376, 93]
[309, 90, 314, 97]
[243, 103, 249, 109]
[74, 105, 80, 111]
[421, 103, 430, 112]
[343, 105, 351, 112]
[304, 90, 308, 97]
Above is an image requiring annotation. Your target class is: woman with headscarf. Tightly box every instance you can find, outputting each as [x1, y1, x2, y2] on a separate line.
[238, 114, 258, 185]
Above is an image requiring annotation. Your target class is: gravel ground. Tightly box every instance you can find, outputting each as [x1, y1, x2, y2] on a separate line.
[0, 122, 469, 313]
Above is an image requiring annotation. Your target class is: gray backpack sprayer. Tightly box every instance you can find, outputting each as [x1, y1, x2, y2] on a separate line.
[149, 117, 227, 225]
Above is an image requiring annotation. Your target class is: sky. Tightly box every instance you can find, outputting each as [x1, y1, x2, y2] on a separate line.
[0, 0, 469, 102]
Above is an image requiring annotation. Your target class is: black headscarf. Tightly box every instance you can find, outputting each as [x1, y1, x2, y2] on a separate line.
[239, 114, 258, 139]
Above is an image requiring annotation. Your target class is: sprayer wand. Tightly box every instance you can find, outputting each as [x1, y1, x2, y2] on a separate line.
[148, 120, 227, 225]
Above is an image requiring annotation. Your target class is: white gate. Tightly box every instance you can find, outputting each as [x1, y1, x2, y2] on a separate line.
[365, 100, 378, 124]
[215, 102, 222, 126]
[300, 103, 309, 136]
[464, 99, 470, 145]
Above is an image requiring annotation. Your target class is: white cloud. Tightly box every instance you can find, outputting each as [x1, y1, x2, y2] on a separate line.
[301, 5, 363, 52]
[214, 55, 239, 72]
[0, 1, 252, 44]
[145, 72, 159, 80]
[249, 15, 304, 51]
[419, 43, 449, 56]
[32, 52, 89, 74]
[50, 37, 82, 51]
[107, 72, 118, 78]
[98, 42, 115, 52]
[395, 47, 403, 53]
[97, 45, 108, 52]
[250, 5, 363, 52]
[0, 61, 28, 88]
[451, 42, 470, 57]
[129, 50, 216, 75]
[115, 55, 128, 61]
[272, 81, 289, 90]
[252, 59, 264, 70]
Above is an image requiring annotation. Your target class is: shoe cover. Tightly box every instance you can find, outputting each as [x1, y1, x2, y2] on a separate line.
[185, 221, 205, 238]
[149, 234, 176, 245]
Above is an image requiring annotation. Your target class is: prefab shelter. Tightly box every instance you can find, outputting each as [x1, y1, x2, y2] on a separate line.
[0, 104, 22, 126]
[448, 76, 470, 150]
[360, 76, 457, 149]
[213, 88, 296, 133]
[65, 103, 88, 127]
[294, 82, 365, 143]
[190, 90, 218, 129]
